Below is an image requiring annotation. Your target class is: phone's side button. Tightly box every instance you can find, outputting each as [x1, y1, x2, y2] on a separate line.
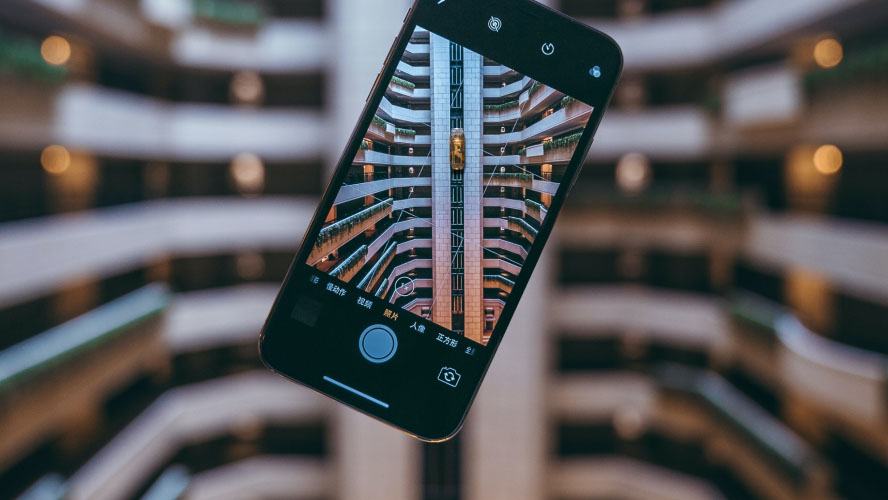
[366, 72, 381, 103]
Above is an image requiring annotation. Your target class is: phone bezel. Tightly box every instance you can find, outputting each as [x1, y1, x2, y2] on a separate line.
[259, 0, 623, 440]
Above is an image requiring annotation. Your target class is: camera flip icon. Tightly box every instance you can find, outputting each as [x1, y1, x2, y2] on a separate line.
[437, 367, 461, 388]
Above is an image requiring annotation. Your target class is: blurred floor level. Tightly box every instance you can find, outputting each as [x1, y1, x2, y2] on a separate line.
[5, 276, 886, 499]
[3, 197, 886, 308]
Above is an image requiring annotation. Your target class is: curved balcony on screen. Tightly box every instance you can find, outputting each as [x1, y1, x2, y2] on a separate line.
[483, 274, 515, 294]
[484, 172, 560, 196]
[483, 63, 519, 78]
[404, 42, 430, 57]
[395, 60, 430, 79]
[353, 149, 433, 166]
[482, 258, 522, 277]
[483, 76, 534, 99]
[483, 82, 564, 124]
[307, 198, 393, 265]
[482, 99, 593, 147]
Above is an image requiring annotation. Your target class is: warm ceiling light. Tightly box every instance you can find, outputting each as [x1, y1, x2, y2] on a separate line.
[40, 35, 71, 66]
[613, 406, 645, 440]
[618, 0, 646, 19]
[616, 152, 651, 193]
[41, 145, 71, 175]
[813, 144, 843, 175]
[236, 251, 266, 280]
[230, 153, 265, 193]
[813, 38, 843, 69]
[230, 71, 264, 105]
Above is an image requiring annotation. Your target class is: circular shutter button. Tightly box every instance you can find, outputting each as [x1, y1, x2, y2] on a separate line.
[359, 324, 398, 363]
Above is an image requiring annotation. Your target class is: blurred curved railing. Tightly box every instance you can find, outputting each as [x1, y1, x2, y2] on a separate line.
[14, 473, 65, 500]
[63, 371, 327, 500]
[656, 363, 825, 486]
[584, 0, 873, 71]
[138, 465, 189, 500]
[0, 285, 169, 471]
[117, 456, 330, 500]
[552, 365, 831, 500]
[0, 284, 168, 396]
[728, 291, 888, 430]
[6, 280, 332, 500]
[184, 456, 328, 500]
[551, 456, 727, 500]
[0, 198, 314, 309]
[4, 270, 881, 500]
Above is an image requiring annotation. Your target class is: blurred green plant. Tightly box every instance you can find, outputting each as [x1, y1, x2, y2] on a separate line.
[804, 41, 888, 92]
[0, 30, 67, 83]
[193, 0, 265, 26]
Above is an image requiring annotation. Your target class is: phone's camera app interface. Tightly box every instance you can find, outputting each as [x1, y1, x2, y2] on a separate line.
[305, 25, 593, 348]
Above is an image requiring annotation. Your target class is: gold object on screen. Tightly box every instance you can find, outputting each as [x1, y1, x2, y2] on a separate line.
[450, 128, 465, 171]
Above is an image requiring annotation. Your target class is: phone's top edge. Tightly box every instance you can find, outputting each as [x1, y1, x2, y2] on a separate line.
[524, 0, 625, 70]
[409, 0, 623, 108]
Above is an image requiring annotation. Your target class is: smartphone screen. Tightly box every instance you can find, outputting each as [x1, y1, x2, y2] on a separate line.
[260, 0, 621, 440]
[307, 25, 592, 347]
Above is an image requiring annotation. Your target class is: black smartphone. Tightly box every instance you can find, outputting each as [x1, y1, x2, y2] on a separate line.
[259, 0, 622, 441]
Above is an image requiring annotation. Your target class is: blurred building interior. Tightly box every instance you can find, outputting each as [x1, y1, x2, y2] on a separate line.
[1, 0, 887, 499]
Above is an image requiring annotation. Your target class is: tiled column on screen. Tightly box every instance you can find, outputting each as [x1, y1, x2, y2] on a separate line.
[462, 48, 484, 344]
[429, 32, 453, 329]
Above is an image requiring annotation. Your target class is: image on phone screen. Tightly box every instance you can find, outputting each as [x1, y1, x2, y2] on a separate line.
[304, 24, 593, 348]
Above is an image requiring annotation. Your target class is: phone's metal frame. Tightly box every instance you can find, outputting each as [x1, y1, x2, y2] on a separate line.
[260, 0, 623, 441]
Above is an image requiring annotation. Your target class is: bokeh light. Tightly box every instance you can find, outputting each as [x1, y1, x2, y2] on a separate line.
[40, 35, 71, 66]
[230, 153, 265, 193]
[236, 251, 266, 280]
[616, 152, 651, 193]
[813, 38, 843, 68]
[613, 406, 645, 440]
[230, 71, 264, 105]
[40, 145, 71, 175]
[813, 144, 843, 174]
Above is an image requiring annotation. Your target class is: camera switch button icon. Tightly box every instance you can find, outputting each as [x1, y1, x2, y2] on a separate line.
[437, 366, 461, 388]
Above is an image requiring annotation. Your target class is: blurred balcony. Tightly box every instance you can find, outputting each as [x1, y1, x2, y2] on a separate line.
[0, 82, 326, 161]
